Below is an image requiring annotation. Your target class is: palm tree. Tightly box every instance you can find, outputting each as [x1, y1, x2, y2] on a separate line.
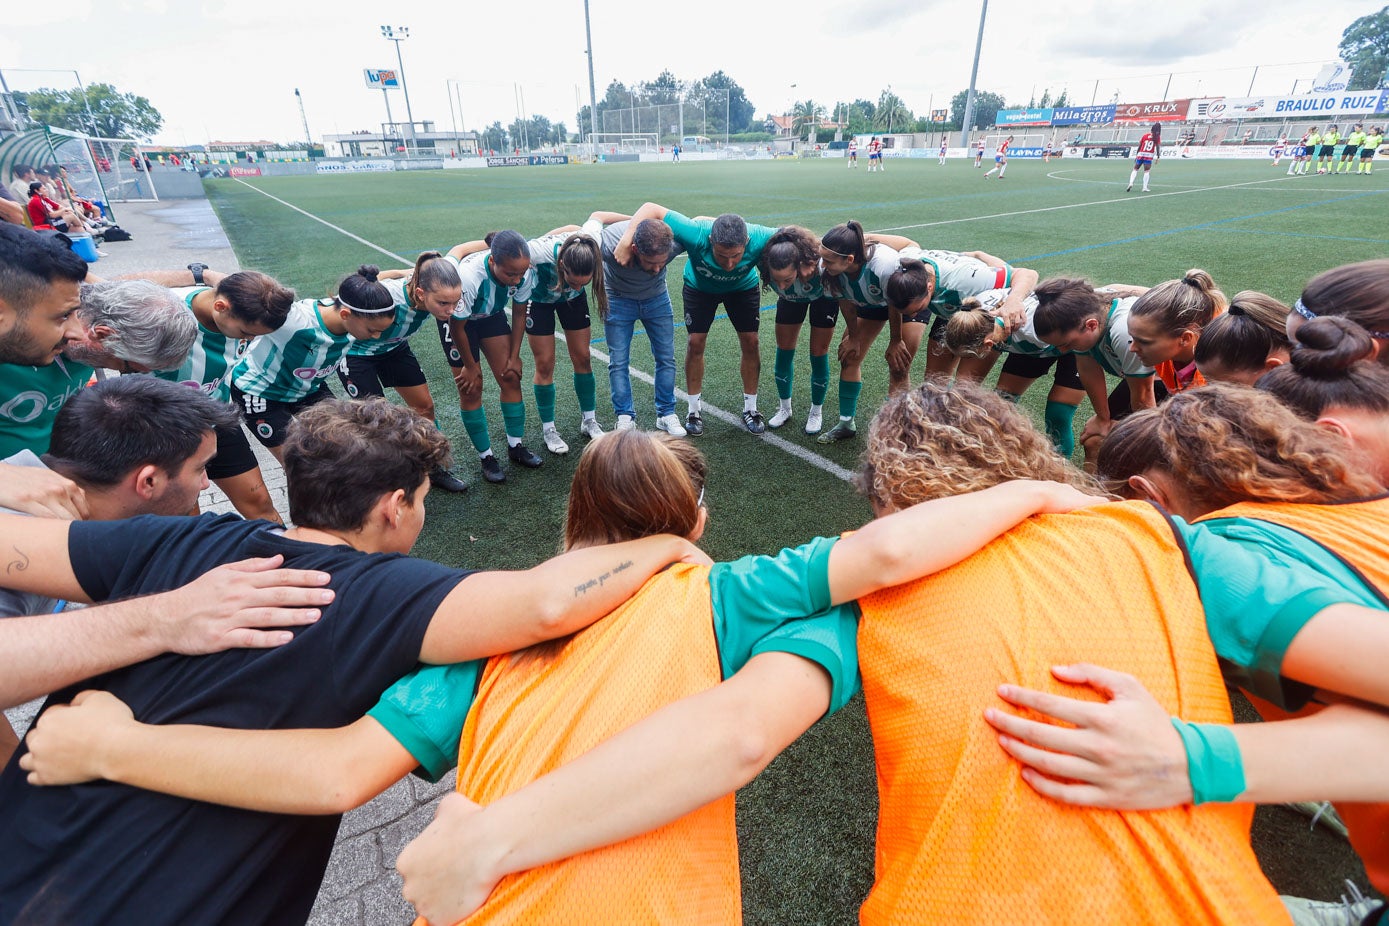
[792, 100, 826, 137]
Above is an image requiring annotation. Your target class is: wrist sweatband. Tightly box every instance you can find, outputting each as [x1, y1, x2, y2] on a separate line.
[1170, 718, 1246, 805]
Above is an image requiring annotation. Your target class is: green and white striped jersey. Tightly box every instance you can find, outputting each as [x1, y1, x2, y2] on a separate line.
[899, 247, 1012, 318]
[769, 260, 827, 302]
[1086, 296, 1153, 378]
[449, 252, 519, 321]
[348, 278, 432, 357]
[232, 298, 352, 402]
[971, 288, 1058, 357]
[153, 287, 247, 403]
[513, 230, 595, 305]
[831, 243, 901, 307]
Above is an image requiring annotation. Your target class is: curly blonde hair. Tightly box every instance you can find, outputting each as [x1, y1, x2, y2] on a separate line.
[1153, 384, 1382, 510]
[857, 378, 1097, 510]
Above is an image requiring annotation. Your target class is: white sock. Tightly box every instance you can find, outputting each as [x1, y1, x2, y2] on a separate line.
[839, 414, 854, 423]
[507, 435, 523, 448]
[582, 410, 596, 421]
[809, 403, 823, 415]
[479, 449, 494, 460]
[743, 393, 758, 413]
[998, 166, 1005, 177]
[688, 393, 701, 415]
[778, 397, 792, 412]
[1128, 169, 1138, 187]
[542, 421, 557, 432]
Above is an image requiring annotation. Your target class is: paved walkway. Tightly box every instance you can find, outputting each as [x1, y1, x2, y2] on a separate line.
[10, 197, 434, 925]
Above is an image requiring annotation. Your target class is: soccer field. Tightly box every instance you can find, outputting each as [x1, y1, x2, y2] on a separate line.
[206, 157, 1384, 921]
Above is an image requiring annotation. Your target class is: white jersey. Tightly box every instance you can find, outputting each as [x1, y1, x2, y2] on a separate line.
[971, 288, 1058, 357]
[897, 248, 1011, 319]
[1086, 296, 1154, 378]
[232, 299, 352, 402]
[348, 277, 433, 357]
[513, 228, 599, 305]
[449, 252, 520, 321]
[832, 243, 901, 307]
[153, 286, 247, 404]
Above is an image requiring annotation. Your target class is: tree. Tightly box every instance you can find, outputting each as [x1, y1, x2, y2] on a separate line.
[641, 70, 683, 105]
[16, 83, 163, 139]
[950, 89, 1006, 131]
[874, 89, 914, 132]
[480, 121, 507, 152]
[791, 99, 826, 136]
[1339, 6, 1389, 90]
[697, 71, 756, 133]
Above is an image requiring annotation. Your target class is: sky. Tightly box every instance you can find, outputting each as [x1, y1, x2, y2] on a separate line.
[0, 0, 1378, 146]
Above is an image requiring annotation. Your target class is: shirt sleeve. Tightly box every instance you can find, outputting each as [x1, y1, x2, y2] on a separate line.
[580, 219, 604, 241]
[662, 210, 709, 250]
[367, 660, 483, 782]
[1173, 517, 1386, 710]
[707, 536, 829, 655]
[67, 514, 241, 602]
[450, 257, 482, 320]
[745, 603, 862, 716]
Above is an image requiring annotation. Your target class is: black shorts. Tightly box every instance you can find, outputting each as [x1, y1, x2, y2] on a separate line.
[682, 283, 761, 334]
[1361, 148, 1375, 160]
[337, 343, 427, 399]
[232, 381, 334, 449]
[1319, 145, 1337, 158]
[522, 293, 591, 337]
[1000, 352, 1083, 391]
[1107, 376, 1170, 419]
[854, 304, 891, 322]
[206, 419, 260, 480]
[774, 296, 839, 329]
[900, 305, 935, 326]
[437, 313, 511, 365]
[1341, 145, 1359, 158]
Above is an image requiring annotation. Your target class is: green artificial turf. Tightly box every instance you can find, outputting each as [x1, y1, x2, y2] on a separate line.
[206, 156, 1385, 923]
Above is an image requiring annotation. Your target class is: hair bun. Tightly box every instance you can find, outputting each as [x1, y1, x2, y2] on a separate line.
[357, 264, 380, 282]
[1291, 316, 1376, 377]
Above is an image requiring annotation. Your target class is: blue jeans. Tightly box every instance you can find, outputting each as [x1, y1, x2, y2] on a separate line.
[605, 293, 677, 418]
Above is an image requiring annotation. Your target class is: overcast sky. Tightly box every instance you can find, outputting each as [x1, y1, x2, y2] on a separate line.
[1, 0, 1378, 146]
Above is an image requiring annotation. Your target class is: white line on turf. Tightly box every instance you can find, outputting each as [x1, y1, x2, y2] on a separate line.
[230, 177, 859, 483]
[869, 175, 1297, 233]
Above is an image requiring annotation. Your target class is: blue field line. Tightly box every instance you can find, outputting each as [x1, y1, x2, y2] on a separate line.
[1016, 191, 1383, 263]
[1207, 228, 1389, 245]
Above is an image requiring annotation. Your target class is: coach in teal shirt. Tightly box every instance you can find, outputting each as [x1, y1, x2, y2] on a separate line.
[617, 203, 778, 436]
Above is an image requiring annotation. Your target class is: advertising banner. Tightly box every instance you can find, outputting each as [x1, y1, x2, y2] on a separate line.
[528, 154, 569, 165]
[486, 156, 528, 167]
[1311, 61, 1351, 94]
[228, 166, 262, 178]
[995, 108, 1055, 127]
[1201, 91, 1388, 120]
[1006, 147, 1047, 159]
[315, 160, 395, 173]
[1053, 105, 1116, 125]
[397, 158, 445, 171]
[1113, 100, 1190, 123]
[1081, 145, 1133, 158]
[364, 69, 400, 91]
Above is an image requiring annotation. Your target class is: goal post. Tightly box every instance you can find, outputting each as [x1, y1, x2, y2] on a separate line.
[588, 133, 660, 155]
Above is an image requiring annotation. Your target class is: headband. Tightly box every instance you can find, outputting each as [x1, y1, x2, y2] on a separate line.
[337, 294, 394, 315]
[821, 244, 854, 258]
[1293, 298, 1389, 339]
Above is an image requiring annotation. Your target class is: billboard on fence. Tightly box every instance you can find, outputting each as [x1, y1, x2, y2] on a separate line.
[228, 166, 262, 177]
[316, 160, 395, 173]
[1081, 145, 1133, 158]
[1113, 101, 1190, 123]
[486, 155, 570, 167]
[995, 108, 1055, 127]
[397, 158, 444, 171]
[1053, 105, 1116, 125]
[1200, 91, 1388, 120]
[1005, 147, 1047, 159]
[364, 69, 400, 90]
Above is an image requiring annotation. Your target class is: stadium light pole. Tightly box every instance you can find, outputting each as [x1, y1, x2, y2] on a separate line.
[294, 88, 312, 148]
[583, 0, 599, 158]
[380, 26, 417, 157]
[959, 0, 989, 148]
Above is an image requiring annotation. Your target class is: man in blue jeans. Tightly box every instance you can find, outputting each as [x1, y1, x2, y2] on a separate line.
[583, 214, 686, 436]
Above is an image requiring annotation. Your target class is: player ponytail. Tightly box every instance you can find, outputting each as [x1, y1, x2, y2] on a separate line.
[1293, 259, 1389, 348]
[943, 299, 999, 357]
[412, 251, 461, 297]
[1193, 291, 1292, 383]
[556, 234, 608, 321]
[821, 220, 872, 268]
[884, 258, 934, 312]
[1130, 269, 1225, 336]
[1032, 278, 1106, 338]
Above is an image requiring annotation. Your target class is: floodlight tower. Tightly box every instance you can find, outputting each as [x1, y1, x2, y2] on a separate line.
[381, 25, 417, 155]
[959, 0, 989, 148]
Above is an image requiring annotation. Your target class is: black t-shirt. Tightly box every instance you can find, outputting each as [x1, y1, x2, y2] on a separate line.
[0, 514, 472, 926]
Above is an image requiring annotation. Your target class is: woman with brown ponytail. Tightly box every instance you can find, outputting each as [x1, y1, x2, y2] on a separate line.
[1192, 291, 1292, 385]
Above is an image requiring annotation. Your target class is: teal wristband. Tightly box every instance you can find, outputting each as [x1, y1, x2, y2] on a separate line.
[1170, 718, 1246, 805]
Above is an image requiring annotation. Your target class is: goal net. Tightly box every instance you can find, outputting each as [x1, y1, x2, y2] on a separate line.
[588, 133, 659, 155]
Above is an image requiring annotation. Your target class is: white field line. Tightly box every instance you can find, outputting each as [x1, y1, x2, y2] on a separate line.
[230, 177, 858, 483]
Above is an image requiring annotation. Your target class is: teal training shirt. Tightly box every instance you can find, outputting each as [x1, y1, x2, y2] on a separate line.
[663, 210, 777, 294]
